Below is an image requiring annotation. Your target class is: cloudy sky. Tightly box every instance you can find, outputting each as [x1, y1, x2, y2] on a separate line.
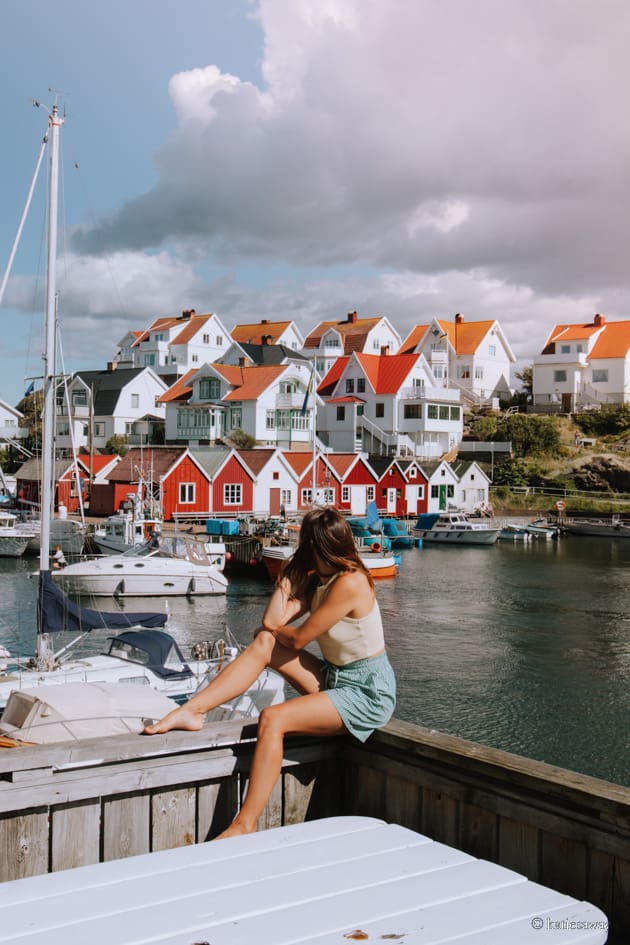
[1, 0, 628, 406]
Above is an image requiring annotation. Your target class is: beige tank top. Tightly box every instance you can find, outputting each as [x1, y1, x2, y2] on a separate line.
[311, 573, 385, 666]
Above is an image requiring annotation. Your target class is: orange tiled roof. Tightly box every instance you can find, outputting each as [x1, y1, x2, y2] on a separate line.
[354, 353, 419, 394]
[398, 325, 429, 354]
[541, 322, 604, 354]
[281, 452, 313, 476]
[324, 453, 359, 477]
[230, 321, 293, 344]
[213, 364, 286, 401]
[157, 369, 197, 403]
[133, 313, 213, 347]
[436, 319, 495, 356]
[304, 316, 384, 353]
[235, 449, 277, 476]
[317, 358, 349, 397]
[589, 321, 630, 359]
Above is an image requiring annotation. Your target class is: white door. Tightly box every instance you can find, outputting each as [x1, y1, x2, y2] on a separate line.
[350, 486, 367, 515]
[387, 488, 396, 513]
[405, 485, 420, 515]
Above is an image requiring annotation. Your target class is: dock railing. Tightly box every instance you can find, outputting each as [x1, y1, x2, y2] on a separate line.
[1, 718, 628, 942]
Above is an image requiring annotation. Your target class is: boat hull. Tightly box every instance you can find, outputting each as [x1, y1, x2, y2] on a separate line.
[0, 536, 29, 557]
[411, 528, 499, 545]
[261, 544, 399, 580]
[53, 559, 228, 597]
[564, 519, 630, 538]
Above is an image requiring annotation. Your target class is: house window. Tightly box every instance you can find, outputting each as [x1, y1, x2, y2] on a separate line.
[427, 404, 438, 419]
[203, 334, 210, 344]
[199, 378, 221, 399]
[593, 369, 609, 383]
[413, 377, 424, 388]
[474, 366, 483, 380]
[224, 483, 242, 505]
[433, 365, 444, 378]
[554, 370, 567, 383]
[301, 488, 312, 505]
[457, 365, 471, 379]
[131, 393, 139, 408]
[179, 483, 195, 504]
[144, 354, 155, 366]
[216, 335, 223, 346]
[94, 422, 104, 436]
[431, 485, 439, 498]
[341, 486, 350, 502]
[366, 485, 375, 501]
[153, 333, 165, 342]
[280, 382, 297, 394]
[192, 354, 199, 363]
[72, 389, 87, 407]
[488, 345, 496, 356]
[577, 344, 583, 353]
[409, 467, 417, 478]
[273, 471, 279, 480]
[357, 404, 364, 416]
[439, 405, 449, 420]
[450, 406, 461, 421]
[336, 406, 346, 421]
[561, 345, 571, 354]
[357, 378, 366, 393]
[345, 378, 355, 393]
[404, 405, 422, 419]
[373, 339, 381, 351]
[276, 410, 290, 430]
[281, 489, 292, 504]
[266, 411, 276, 430]
[230, 408, 241, 429]
[375, 403, 384, 418]
[447, 485, 455, 498]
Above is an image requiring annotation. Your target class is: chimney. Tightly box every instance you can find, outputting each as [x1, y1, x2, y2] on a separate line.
[107, 361, 117, 372]
[380, 345, 390, 356]
[238, 356, 251, 367]
[262, 334, 272, 345]
[347, 311, 358, 323]
[179, 308, 196, 320]
[455, 313, 464, 324]
[261, 319, 270, 325]
[593, 313, 606, 327]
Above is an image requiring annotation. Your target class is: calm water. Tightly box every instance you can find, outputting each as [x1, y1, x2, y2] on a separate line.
[1, 535, 629, 786]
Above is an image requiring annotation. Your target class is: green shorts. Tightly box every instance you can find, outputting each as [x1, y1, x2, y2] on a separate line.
[323, 651, 396, 742]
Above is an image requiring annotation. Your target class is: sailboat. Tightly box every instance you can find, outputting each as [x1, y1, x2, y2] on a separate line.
[0, 101, 283, 718]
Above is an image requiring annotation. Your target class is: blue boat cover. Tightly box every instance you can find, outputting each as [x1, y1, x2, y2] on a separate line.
[37, 570, 167, 634]
[366, 501, 383, 533]
[106, 629, 193, 680]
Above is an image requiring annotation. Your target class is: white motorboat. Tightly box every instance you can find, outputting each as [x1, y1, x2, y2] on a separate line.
[261, 539, 399, 580]
[53, 534, 228, 597]
[0, 619, 284, 716]
[498, 523, 532, 542]
[411, 509, 501, 545]
[0, 511, 29, 557]
[526, 519, 558, 540]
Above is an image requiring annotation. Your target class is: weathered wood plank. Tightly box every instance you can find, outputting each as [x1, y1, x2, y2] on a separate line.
[51, 800, 100, 871]
[198, 778, 240, 841]
[421, 787, 458, 847]
[102, 793, 150, 861]
[283, 764, 318, 826]
[0, 810, 48, 881]
[497, 816, 539, 879]
[540, 830, 588, 900]
[151, 787, 196, 851]
[384, 773, 421, 832]
[459, 802, 497, 862]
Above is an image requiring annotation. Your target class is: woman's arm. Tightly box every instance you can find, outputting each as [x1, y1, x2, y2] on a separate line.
[273, 571, 372, 650]
[259, 576, 308, 632]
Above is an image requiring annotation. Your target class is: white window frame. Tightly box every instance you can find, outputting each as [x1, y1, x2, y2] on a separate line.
[223, 483, 243, 506]
[341, 486, 350, 503]
[179, 483, 195, 504]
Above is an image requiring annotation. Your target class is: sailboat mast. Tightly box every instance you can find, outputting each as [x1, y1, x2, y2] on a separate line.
[39, 103, 63, 572]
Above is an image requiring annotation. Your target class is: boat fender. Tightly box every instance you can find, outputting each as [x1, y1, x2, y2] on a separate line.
[114, 580, 125, 597]
[187, 578, 196, 595]
[371, 542, 381, 553]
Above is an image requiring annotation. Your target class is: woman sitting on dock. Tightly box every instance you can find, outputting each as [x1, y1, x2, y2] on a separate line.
[144, 506, 396, 840]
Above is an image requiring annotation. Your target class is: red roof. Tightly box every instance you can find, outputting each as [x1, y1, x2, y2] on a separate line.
[213, 364, 286, 400]
[133, 313, 214, 348]
[157, 369, 197, 404]
[354, 353, 419, 394]
[398, 325, 429, 354]
[230, 321, 293, 344]
[281, 452, 313, 476]
[317, 358, 349, 397]
[589, 321, 630, 359]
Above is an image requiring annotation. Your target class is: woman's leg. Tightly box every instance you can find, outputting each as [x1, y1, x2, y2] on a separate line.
[144, 631, 326, 734]
[216, 692, 345, 840]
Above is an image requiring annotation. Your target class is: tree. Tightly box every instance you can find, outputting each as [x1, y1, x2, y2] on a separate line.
[105, 435, 129, 456]
[225, 428, 257, 449]
[515, 365, 533, 402]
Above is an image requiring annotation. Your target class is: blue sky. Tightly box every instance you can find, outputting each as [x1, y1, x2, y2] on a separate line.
[1, 0, 629, 407]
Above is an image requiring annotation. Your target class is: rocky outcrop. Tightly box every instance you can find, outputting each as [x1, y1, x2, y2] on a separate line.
[571, 456, 630, 492]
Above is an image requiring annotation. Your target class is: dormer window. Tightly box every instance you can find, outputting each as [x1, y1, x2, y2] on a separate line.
[199, 378, 221, 399]
[561, 345, 571, 354]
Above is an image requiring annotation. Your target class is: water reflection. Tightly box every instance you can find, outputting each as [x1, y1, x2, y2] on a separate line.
[1, 535, 630, 785]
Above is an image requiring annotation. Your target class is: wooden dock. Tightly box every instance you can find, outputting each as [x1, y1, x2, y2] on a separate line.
[0, 718, 628, 941]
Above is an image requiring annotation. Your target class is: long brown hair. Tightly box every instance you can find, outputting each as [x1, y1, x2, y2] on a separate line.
[279, 507, 374, 601]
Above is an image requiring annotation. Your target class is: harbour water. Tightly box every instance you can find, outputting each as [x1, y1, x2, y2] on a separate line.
[1, 533, 629, 786]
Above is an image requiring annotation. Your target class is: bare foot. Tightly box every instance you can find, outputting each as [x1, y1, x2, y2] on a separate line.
[213, 820, 254, 841]
[143, 704, 205, 735]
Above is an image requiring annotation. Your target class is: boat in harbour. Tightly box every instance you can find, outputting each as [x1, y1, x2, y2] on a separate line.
[0, 511, 29, 557]
[53, 533, 228, 597]
[261, 536, 399, 580]
[411, 508, 501, 545]
[563, 515, 630, 538]
[497, 522, 532, 542]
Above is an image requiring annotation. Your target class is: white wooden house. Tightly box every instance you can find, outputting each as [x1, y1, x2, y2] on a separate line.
[399, 313, 515, 407]
[450, 460, 491, 513]
[128, 310, 232, 380]
[317, 350, 463, 459]
[161, 359, 316, 449]
[532, 313, 630, 410]
[229, 319, 304, 352]
[303, 311, 402, 380]
[418, 460, 461, 513]
[55, 366, 167, 453]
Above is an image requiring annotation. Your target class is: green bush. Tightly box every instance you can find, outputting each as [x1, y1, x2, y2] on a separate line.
[574, 405, 630, 437]
[495, 414, 561, 456]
